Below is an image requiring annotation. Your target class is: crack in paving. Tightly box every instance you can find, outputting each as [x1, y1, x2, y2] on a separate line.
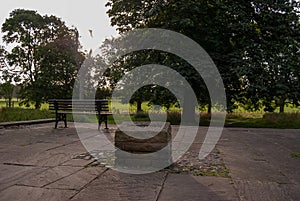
[44, 187, 80, 191]
[41, 167, 86, 188]
[3, 163, 38, 167]
[68, 168, 109, 200]
[15, 183, 44, 188]
[45, 140, 81, 152]
[154, 172, 168, 201]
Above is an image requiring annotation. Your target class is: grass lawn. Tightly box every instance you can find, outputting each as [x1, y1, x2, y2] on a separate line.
[0, 99, 299, 129]
[226, 113, 300, 129]
[0, 107, 54, 122]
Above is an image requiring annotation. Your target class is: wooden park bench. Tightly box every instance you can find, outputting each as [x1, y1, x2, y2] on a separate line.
[49, 99, 112, 129]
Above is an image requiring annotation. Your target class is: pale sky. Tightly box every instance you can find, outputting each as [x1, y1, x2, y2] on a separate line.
[0, 0, 118, 51]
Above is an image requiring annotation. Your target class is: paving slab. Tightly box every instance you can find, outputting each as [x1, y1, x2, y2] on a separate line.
[45, 167, 107, 190]
[70, 170, 167, 201]
[0, 123, 300, 201]
[233, 180, 300, 201]
[0, 185, 76, 201]
[17, 166, 83, 188]
[0, 143, 66, 166]
[158, 174, 239, 201]
[60, 158, 95, 167]
[0, 164, 48, 192]
[219, 128, 300, 201]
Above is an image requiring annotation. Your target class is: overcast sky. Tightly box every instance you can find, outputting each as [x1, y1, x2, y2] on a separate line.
[0, 0, 118, 51]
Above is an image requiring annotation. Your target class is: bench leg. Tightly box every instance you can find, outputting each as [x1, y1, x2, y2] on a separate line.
[103, 115, 109, 130]
[98, 114, 109, 130]
[104, 115, 108, 129]
[55, 119, 58, 129]
[98, 115, 101, 130]
[63, 114, 67, 128]
[55, 113, 60, 129]
[54, 113, 67, 129]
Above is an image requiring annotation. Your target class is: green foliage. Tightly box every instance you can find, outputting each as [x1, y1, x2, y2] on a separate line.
[0, 82, 14, 107]
[105, 0, 300, 113]
[1, 9, 84, 109]
[234, 0, 300, 113]
[100, 40, 206, 113]
[36, 36, 84, 100]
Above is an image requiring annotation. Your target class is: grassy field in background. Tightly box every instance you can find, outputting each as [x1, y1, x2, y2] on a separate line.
[0, 99, 49, 110]
[0, 99, 299, 129]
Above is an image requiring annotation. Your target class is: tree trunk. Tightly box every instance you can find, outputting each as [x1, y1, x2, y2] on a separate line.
[279, 97, 285, 113]
[182, 91, 197, 125]
[8, 97, 12, 108]
[207, 102, 212, 114]
[35, 101, 41, 109]
[136, 100, 142, 112]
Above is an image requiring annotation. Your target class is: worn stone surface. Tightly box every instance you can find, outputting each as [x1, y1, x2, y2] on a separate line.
[233, 180, 300, 201]
[0, 164, 48, 191]
[0, 123, 300, 201]
[115, 122, 171, 152]
[70, 170, 167, 201]
[114, 122, 173, 171]
[46, 167, 107, 190]
[115, 142, 171, 152]
[158, 174, 239, 201]
[0, 185, 76, 201]
[18, 166, 83, 187]
[219, 128, 300, 201]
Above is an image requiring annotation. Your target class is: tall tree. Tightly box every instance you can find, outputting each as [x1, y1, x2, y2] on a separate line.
[106, 0, 243, 112]
[0, 46, 15, 107]
[100, 38, 199, 112]
[0, 82, 14, 108]
[238, 0, 300, 112]
[106, 0, 300, 113]
[1, 9, 84, 108]
[36, 35, 84, 100]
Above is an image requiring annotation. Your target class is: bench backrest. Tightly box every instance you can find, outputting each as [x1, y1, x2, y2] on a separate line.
[48, 99, 109, 113]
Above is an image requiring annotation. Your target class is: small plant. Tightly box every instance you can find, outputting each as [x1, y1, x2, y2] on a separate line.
[291, 152, 300, 158]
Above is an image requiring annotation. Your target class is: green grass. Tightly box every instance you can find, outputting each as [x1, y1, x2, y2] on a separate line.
[1, 99, 300, 129]
[0, 107, 54, 122]
[107, 111, 300, 129]
[227, 113, 300, 129]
